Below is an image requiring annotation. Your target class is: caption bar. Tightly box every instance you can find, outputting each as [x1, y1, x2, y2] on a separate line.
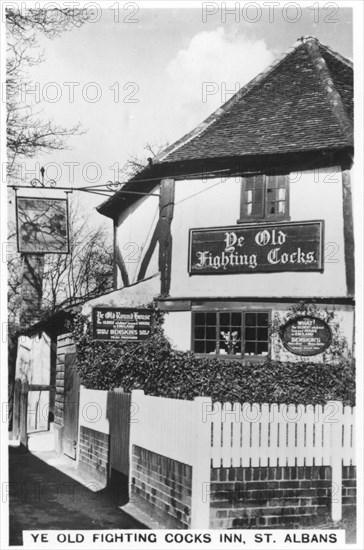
[24, 529, 346, 549]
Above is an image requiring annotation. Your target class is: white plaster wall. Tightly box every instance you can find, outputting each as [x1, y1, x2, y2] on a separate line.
[15, 332, 51, 384]
[15, 332, 52, 431]
[116, 185, 160, 287]
[15, 336, 32, 381]
[169, 167, 347, 298]
[163, 311, 192, 350]
[81, 274, 160, 319]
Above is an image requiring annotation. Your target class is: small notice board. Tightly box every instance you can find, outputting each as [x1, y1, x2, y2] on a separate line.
[92, 307, 153, 342]
[280, 316, 332, 356]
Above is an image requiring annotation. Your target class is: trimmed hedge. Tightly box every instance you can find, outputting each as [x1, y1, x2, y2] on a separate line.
[73, 319, 355, 406]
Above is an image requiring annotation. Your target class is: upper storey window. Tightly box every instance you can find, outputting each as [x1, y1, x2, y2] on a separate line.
[239, 174, 290, 222]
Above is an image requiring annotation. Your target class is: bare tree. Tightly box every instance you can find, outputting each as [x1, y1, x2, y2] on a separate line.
[7, 208, 112, 433]
[42, 210, 113, 314]
[6, 7, 90, 180]
[8, 209, 113, 324]
[7, 226, 22, 328]
[6, 7, 92, 432]
[118, 141, 170, 181]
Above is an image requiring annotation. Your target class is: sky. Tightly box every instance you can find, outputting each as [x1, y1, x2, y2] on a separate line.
[9, 3, 354, 228]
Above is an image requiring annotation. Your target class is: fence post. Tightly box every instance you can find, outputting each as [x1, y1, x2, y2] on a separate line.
[20, 380, 29, 447]
[11, 378, 22, 440]
[128, 389, 144, 502]
[190, 396, 212, 529]
[330, 401, 343, 522]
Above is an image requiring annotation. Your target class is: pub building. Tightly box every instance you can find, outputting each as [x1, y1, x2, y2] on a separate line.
[86, 35, 354, 362]
[12, 35, 354, 471]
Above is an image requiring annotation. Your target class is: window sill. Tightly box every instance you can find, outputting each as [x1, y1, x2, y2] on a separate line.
[236, 217, 291, 224]
[193, 352, 269, 363]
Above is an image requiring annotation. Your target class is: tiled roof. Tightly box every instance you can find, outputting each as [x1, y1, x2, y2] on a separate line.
[98, 37, 353, 218]
[157, 36, 353, 163]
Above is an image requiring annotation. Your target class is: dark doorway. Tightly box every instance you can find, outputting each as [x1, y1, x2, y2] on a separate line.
[63, 353, 80, 459]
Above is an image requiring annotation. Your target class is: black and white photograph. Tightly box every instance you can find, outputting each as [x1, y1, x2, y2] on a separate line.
[0, 1, 362, 549]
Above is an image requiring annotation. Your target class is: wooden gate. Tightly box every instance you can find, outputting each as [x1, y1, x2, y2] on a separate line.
[13, 380, 55, 445]
[108, 389, 131, 476]
[27, 385, 52, 433]
[63, 353, 80, 459]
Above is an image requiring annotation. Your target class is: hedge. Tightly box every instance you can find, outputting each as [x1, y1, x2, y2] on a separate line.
[73, 318, 355, 406]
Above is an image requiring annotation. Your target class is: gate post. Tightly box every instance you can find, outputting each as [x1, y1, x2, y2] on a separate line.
[330, 401, 343, 522]
[190, 396, 212, 529]
[11, 379, 22, 440]
[20, 380, 29, 447]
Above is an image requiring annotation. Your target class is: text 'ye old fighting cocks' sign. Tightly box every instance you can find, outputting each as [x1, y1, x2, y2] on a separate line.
[280, 316, 332, 356]
[92, 308, 153, 342]
[189, 221, 323, 274]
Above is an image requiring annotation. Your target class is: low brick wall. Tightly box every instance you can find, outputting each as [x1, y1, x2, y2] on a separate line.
[78, 426, 110, 485]
[131, 445, 192, 528]
[210, 465, 356, 529]
[342, 465, 356, 515]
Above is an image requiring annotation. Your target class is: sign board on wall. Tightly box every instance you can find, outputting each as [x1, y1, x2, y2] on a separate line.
[16, 197, 69, 254]
[280, 316, 332, 356]
[188, 221, 324, 274]
[92, 307, 153, 342]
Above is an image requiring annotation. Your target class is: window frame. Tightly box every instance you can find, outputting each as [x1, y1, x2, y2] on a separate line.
[238, 174, 290, 223]
[191, 309, 271, 361]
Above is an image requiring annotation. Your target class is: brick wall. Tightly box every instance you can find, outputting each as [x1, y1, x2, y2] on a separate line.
[210, 465, 341, 529]
[131, 445, 192, 529]
[342, 466, 356, 515]
[78, 426, 110, 485]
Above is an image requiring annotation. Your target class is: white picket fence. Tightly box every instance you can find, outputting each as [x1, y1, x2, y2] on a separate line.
[209, 401, 355, 468]
[129, 391, 355, 528]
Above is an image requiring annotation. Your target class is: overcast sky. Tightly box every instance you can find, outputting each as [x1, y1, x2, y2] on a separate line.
[16, 4, 353, 225]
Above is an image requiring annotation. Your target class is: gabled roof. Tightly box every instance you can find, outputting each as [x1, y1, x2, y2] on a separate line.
[98, 36, 353, 219]
[157, 36, 353, 162]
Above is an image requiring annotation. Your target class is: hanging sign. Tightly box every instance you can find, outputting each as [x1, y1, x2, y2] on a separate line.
[280, 316, 332, 356]
[188, 220, 324, 274]
[92, 307, 153, 342]
[16, 197, 69, 254]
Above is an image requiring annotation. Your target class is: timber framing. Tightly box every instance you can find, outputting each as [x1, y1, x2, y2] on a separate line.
[342, 169, 355, 297]
[156, 296, 355, 312]
[158, 179, 175, 297]
[114, 240, 130, 288]
[97, 148, 353, 220]
[114, 178, 175, 297]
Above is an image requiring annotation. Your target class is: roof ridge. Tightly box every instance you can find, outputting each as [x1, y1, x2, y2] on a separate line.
[304, 38, 353, 146]
[318, 42, 353, 69]
[156, 39, 308, 163]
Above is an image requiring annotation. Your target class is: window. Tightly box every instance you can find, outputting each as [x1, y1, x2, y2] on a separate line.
[239, 174, 289, 222]
[192, 311, 270, 358]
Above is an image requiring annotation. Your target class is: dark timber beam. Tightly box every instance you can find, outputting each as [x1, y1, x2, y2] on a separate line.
[114, 240, 130, 288]
[158, 178, 175, 297]
[137, 221, 160, 282]
[342, 169, 355, 297]
[113, 220, 118, 289]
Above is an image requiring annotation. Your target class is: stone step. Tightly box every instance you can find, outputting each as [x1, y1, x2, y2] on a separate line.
[27, 430, 55, 452]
